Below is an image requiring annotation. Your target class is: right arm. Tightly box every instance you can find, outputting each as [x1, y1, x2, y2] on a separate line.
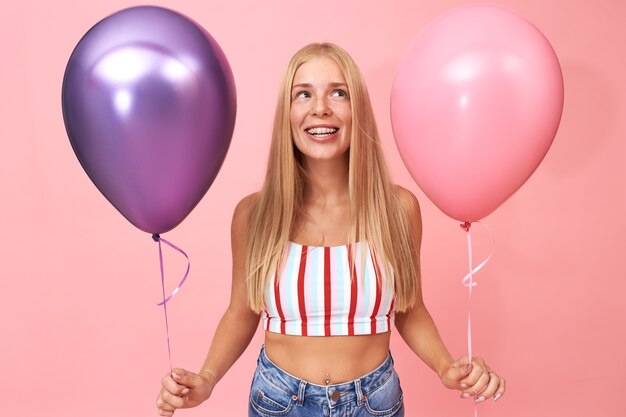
[156, 194, 261, 416]
[197, 193, 261, 385]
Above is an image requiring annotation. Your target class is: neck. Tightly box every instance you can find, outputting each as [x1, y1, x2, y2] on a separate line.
[301, 156, 349, 205]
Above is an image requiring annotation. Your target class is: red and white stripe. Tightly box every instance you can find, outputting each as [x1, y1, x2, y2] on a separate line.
[262, 241, 395, 336]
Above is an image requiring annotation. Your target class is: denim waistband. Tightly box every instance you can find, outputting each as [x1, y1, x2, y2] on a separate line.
[256, 345, 395, 408]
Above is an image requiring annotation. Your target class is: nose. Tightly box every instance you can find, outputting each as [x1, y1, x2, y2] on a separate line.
[311, 96, 331, 116]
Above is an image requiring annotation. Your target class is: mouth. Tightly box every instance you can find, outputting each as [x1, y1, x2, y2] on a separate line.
[305, 126, 339, 139]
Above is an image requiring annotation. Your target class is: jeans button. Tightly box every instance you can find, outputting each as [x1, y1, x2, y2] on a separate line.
[331, 390, 341, 401]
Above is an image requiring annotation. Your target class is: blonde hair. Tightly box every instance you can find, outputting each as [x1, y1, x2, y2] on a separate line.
[246, 43, 418, 312]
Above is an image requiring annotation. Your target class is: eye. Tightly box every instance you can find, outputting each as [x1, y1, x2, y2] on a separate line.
[331, 89, 348, 98]
[293, 90, 311, 100]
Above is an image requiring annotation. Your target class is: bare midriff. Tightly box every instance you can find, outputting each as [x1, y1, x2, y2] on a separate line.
[264, 331, 391, 385]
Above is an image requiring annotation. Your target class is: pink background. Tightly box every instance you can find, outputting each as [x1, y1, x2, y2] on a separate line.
[2, 0, 625, 416]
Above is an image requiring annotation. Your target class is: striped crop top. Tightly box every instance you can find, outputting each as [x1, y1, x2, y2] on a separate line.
[262, 241, 395, 336]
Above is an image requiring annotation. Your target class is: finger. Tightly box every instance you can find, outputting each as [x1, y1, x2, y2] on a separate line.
[161, 374, 189, 396]
[156, 395, 177, 412]
[474, 372, 500, 402]
[459, 363, 484, 389]
[445, 362, 473, 385]
[158, 410, 174, 417]
[460, 371, 489, 397]
[469, 357, 489, 376]
[494, 378, 506, 401]
[161, 390, 185, 409]
[449, 367, 472, 384]
[171, 368, 204, 389]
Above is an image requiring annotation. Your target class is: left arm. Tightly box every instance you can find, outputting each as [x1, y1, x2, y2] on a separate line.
[395, 298, 454, 381]
[394, 186, 505, 402]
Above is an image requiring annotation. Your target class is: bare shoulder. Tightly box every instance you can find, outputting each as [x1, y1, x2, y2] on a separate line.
[393, 185, 423, 248]
[393, 184, 421, 218]
[231, 192, 260, 242]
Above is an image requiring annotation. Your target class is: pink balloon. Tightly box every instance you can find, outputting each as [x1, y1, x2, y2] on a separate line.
[391, 5, 564, 222]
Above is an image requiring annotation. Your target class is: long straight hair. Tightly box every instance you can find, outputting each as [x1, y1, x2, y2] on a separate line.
[246, 43, 418, 312]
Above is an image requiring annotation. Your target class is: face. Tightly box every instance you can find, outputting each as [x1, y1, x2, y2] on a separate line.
[290, 56, 352, 164]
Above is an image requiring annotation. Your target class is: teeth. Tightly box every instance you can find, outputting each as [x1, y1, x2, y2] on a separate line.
[306, 127, 338, 135]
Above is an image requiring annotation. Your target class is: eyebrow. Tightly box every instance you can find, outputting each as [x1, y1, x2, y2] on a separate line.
[291, 82, 348, 90]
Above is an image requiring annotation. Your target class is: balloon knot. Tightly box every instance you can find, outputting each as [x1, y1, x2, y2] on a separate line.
[152, 234, 161, 242]
[460, 222, 472, 232]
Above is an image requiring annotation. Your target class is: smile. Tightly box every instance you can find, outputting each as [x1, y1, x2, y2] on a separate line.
[305, 127, 339, 139]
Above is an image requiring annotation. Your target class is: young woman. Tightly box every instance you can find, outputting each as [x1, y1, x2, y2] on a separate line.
[156, 43, 505, 417]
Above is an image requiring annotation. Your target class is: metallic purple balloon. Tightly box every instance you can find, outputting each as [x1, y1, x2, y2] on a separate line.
[62, 6, 236, 234]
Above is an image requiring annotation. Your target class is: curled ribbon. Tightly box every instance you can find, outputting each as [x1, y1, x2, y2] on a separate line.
[152, 234, 191, 373]
[459, 221, 494, 416]
[153, 234, 190, 306]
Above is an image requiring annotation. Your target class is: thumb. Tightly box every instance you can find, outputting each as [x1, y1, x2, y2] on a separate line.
[171, 368, 204, 388]
[444, 362, 473, 383]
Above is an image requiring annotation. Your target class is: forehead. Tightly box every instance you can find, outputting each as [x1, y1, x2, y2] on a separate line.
[292, 55, 346, 85]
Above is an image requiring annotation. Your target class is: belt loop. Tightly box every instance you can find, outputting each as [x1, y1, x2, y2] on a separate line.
[354, 378, 364, 406]
[297, 380, 307, 407]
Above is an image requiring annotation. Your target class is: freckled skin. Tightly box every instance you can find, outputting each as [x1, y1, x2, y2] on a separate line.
[290, 56, 352, 164]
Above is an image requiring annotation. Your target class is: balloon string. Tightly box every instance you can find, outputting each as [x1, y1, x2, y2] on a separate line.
[460, 221, 494, 417]
[153, 234, 191, 373]
[460, 222, 494, 290]
[154, 235, 191, 306]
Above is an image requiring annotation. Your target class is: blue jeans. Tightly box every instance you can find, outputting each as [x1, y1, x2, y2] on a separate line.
[248, 346, 404, 417]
